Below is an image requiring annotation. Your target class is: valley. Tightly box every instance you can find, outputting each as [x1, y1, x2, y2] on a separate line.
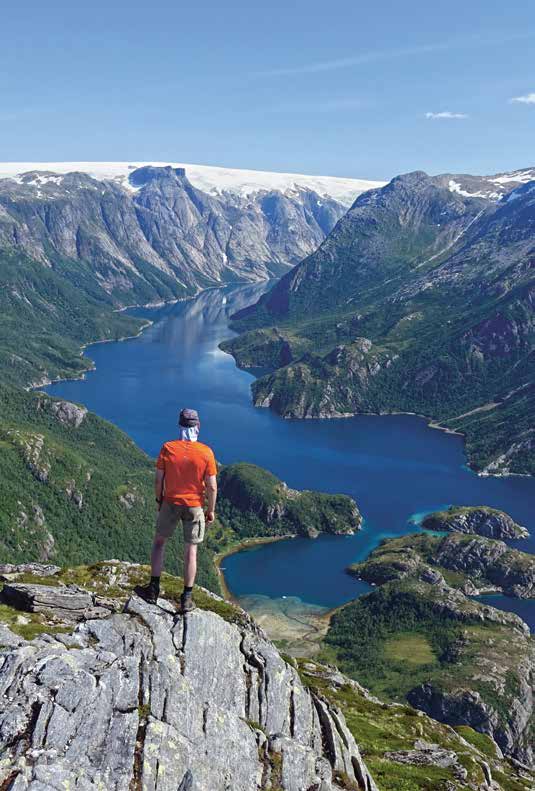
[0, 161, 533, 786]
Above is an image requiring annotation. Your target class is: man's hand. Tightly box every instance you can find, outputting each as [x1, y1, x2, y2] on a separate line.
[204, 474, 217, 525]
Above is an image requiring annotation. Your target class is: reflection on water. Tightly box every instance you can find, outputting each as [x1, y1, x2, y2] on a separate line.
[45, 283, 535, 630]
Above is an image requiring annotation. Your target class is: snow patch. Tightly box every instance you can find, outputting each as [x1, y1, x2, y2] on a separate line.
[448, 179, 501, 200]
[491, 169, 535, 185]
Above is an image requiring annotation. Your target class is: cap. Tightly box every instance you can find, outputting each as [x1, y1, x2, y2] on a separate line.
[179, 408, 200, 428]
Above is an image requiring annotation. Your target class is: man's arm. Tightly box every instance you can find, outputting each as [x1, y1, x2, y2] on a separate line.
[155, 469, 165, 503]
[204, 474, 217, 523]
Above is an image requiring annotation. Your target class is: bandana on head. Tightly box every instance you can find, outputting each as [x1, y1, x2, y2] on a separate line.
[179, 425, 199, 442]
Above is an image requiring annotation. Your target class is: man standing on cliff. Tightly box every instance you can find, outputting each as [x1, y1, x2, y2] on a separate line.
[134, 408, 217, 613]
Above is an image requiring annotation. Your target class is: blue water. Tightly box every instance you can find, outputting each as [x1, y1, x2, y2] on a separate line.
[45, 284, 535, 629]
[470, 594, 535, 629]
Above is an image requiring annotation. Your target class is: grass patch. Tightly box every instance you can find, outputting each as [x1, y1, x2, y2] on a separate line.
[454, 726, 499, 758]
[383, 633, 436, 666]
[0, 603, 71, 641]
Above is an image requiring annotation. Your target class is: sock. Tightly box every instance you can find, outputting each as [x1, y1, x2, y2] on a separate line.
[183, 585, 193, 596]
[150, 576, 160, 590]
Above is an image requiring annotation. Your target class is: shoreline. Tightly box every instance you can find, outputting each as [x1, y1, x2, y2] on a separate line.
[27, 318, 153, 391]
[27, 291, 190, 392]
[214, 534, 294, 601]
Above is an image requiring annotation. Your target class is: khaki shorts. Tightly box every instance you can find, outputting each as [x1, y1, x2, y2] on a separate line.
[156, 502, 205, 545]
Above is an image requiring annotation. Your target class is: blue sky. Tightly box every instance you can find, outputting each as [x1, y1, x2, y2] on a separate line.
[1, 0, 534, 180]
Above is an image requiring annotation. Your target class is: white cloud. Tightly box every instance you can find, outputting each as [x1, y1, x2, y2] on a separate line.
[510, 92, 535, 104]
[425, 111, 468, 120]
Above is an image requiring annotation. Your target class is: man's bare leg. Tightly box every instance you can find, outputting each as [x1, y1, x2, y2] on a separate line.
[151, 534, 167, 577]
[183, 543, 197, 588]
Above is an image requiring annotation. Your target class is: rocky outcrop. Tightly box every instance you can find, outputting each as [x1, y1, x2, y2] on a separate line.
[384, 739, 469, 782]
[0, 580, 377, 790]
[0, 563, 60, 578]
[49, 400, 87, 428]
[407, 679, 534, 768]
[423, 506, 529, 539]
[349, 532, 535, 599]
[435, 534, 535, 598]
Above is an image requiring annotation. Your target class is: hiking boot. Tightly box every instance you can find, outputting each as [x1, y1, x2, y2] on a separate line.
[133, 582, 159, 604]
[179, 592, 196, 614]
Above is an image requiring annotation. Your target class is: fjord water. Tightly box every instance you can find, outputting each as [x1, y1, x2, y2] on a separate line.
[45, 284, 535, 628]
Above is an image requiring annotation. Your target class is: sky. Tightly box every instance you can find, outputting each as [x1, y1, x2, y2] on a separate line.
[1, 0, 534, 180]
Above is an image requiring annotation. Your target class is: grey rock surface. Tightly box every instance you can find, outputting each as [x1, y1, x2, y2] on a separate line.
[423, 507, 529, 539]
[435, 534, 535, 598]
[49, 400, 88, 428]
[1, 583, 114, 623]
[0, 564, 60, 578]
[0, 590, 378, 790]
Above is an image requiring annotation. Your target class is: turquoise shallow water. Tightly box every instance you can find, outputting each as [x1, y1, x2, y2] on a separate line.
[45, 284, 535, 630]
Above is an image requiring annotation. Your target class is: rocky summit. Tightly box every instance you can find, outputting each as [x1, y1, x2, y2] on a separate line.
[422, 506, 529, 540]
[1, 562, 534, 790]
[0, 567, 377, 791]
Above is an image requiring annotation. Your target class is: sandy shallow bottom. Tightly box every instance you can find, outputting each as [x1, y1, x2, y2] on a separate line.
[236, 594, 332, 657]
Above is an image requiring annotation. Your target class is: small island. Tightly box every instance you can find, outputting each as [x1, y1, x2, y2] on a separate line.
[422, 505, 529, 539]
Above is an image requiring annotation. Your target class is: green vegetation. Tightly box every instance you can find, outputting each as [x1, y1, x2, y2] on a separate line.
[226, 179, 535, 475]
[322, 579, 532, 741]
[0, 250, 146, 388]
[297, 659, 534, 791]
[217, 462, 360, 538]
[383, 633, 436, 665]
[323, 582, 464, 700]
[453, 726, 499, 759]
[0, 387, 359, 593]
[348, 532, 535, 598]
[0, 384, 223, 589]
[0, 602, 71, 642]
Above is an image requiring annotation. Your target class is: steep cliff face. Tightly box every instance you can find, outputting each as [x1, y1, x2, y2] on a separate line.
[0, 569, 377, 791]
[0, 164, 369, 305]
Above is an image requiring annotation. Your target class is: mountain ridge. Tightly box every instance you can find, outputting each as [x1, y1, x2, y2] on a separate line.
[223, 169, 535, 475]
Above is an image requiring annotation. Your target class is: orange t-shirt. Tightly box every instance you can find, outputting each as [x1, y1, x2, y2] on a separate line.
[156, 440, 217, 507]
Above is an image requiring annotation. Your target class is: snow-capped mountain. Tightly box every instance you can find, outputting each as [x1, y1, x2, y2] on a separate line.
[0, 161, 382, 206]
[0, 162, 383, 301]
[443, 167, 535, 200]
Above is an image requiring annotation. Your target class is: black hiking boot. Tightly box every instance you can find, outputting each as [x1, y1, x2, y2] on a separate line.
[133, 582, 159, 604]
[179, 592, 196, 614]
